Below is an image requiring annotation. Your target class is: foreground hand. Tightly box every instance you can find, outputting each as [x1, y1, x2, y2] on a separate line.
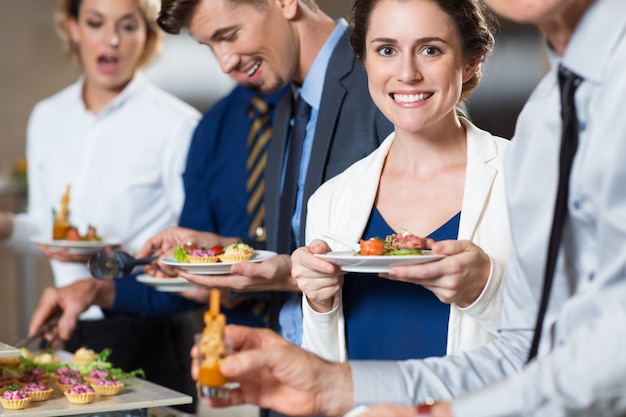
[28, 279, 115, 342]
[356, 403, 452, 417]
[292, 240, 345, 312]
[180, 254, 297, 292]
[192, 325, 354, 416]
[383, 240, 490, 308]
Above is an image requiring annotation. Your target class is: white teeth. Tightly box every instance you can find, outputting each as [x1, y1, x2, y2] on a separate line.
[393, 92, 432, 103]
[247, 61, 260, 77]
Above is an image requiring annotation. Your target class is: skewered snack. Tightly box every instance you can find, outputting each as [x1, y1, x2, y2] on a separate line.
[51, 184, 102, 241]
[197, 289, 228, 388]
[52, 184, 71, 240]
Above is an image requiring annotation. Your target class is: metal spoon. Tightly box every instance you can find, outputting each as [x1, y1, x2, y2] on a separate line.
[88, 250, 158, 279]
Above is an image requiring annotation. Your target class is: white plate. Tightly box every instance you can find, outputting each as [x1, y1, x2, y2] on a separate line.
[160, 250, 278, 275]
[136, 274, 197, 292]
[315, 250, 445, 273]
[30, 235, 123, 254]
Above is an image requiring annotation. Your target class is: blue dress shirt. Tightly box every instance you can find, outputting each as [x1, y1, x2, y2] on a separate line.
[278, 19, 350, 346]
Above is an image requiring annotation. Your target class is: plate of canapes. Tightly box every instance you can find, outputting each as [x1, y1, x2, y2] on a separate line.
[160, 242, 277, 275]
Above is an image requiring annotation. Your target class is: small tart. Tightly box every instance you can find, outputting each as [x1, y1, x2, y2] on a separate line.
[188, 255, 220, 264]
[91, 382, 124, 396]
[0, 356, 21, 367]
[71, 347, 98, 365]
[64, 391, 97, 404]
[219, 242, 253, 263]
[0, 397, 30, 410]
[25, 388, 53, 402]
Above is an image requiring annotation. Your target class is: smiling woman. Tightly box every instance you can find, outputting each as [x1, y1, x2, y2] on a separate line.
[292, 0, 511, 363]
[0, 0, 202, 413]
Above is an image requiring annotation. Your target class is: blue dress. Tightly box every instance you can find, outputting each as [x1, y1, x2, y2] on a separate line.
[343, 208, 461, 360]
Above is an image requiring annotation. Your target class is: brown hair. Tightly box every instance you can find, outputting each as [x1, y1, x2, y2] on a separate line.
[158, 0, 319, 34]
[55, 0, 164, 69]
[349, 0, 497, 102]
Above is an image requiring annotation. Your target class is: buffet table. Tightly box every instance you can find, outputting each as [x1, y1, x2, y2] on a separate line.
[0, 377, 192, 416]
[0, 344, 193, 416]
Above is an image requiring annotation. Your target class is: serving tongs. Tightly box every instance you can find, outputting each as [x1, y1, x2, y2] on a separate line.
[10, 315, 60, 350]
[88, 250, 158, 279]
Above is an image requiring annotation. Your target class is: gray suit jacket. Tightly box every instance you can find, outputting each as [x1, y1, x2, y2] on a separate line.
[265, 30, 393, 253]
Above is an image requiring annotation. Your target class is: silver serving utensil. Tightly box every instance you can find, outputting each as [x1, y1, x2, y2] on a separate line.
[10, 315, 60, 349]
[321, 233, 360, 252]
[88, 250, 158, 279]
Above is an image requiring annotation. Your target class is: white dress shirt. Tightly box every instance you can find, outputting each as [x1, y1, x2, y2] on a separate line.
[350, 0, 626, 415]
[302, 119, 510, 361]
[5, 73, 199, 319]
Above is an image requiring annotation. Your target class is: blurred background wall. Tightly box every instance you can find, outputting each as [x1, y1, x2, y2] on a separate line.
[0, 0, 546, 343]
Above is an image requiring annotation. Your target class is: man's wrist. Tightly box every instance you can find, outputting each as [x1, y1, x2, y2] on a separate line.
[92, 279, 116, 309]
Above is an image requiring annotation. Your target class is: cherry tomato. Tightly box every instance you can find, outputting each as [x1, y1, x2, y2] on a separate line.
[210, 245, 224, 255]
[359, 238, 384, 256]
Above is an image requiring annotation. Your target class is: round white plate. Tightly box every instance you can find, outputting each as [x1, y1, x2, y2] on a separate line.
[30, 235, 123, 255]
[135, 274, 197, 292]
[315, 250, 445, 273]
[160, 250, 278, 275]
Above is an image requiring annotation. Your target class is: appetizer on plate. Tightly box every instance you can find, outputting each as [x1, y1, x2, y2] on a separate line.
[174, 242, 224, 263]
[358, 231, 429, 256]
[174, 241, 254, 264]
[51, 184, 102, 241]
[219, 242, 253, 262]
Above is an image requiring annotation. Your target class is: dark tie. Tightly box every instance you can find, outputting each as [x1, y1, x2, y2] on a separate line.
[527, 65, 583, 362]
[247, 96, 272, 241]
[277, 94, 312, 254]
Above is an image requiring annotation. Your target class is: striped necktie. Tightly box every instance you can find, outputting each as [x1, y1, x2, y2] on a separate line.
[247, 96, 272, 241]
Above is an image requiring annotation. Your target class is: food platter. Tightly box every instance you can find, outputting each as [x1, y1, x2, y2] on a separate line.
[315, 250, 444, 273]
[160, 250, 278, 275]
[30, 236, 122, 255]
[135, 274, 197, 292]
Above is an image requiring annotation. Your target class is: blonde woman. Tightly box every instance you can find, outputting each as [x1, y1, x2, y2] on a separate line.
[0, 0, 200, 410]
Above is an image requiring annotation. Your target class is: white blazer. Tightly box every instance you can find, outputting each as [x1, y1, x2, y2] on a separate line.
[302, 119, 511, 362]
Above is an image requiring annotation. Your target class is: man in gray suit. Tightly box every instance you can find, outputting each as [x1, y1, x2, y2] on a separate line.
[152, 0, 393, 343]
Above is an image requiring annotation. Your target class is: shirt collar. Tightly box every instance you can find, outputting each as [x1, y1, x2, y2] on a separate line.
[297, 18, 349, 109]
[76, 72, 146, 116]
[553, 0, 624, 84]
